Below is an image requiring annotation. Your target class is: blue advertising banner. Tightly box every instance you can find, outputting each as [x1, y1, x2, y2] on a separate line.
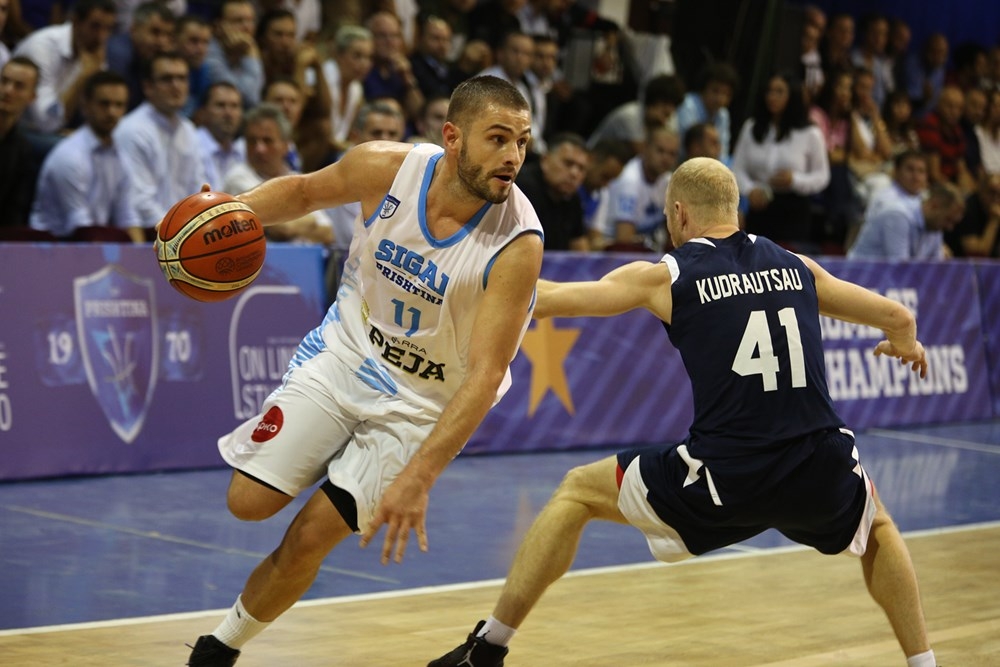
[468, 253, 692, 455]
[818, 259, 991, 428]
[974, 262, 1000, 417]
[0, 245, 994, 478]
[0, 243, 325, 481]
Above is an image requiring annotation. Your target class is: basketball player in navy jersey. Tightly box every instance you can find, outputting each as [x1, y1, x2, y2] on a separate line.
[182, 75, 544, 666]
[431, 157, 938, 667]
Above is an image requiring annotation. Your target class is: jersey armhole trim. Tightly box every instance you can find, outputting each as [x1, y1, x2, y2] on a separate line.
[482, 229, 544, 290]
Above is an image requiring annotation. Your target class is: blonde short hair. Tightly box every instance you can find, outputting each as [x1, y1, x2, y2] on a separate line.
[667, 157, 739, 220]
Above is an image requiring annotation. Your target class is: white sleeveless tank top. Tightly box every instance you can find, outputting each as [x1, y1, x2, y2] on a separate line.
[321, 143, 543, 413]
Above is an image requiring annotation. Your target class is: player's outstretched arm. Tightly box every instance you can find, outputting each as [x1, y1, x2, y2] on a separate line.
[799, 254, 927, 378]
[360, 232, 544, 565]
[235, 142, 407, 226]
[534, 260, 674, 322]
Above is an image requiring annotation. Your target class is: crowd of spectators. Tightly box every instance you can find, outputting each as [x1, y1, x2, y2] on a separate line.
[2, 0, 1000, 261]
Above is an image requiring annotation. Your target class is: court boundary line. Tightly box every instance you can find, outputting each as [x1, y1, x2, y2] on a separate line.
[867, 428, 1000, 454]
[3, 519, 997, 637]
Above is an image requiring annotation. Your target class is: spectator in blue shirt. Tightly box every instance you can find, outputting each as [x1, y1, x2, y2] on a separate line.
[848, 149, 965, 260]
[106, 1, 176, 111]
[675, 61, 738, 162]
[205, 0, 263, 107]
[31, 70, 141, 240]
[175, 14, 212, 118]
[906, 33, 948, 120]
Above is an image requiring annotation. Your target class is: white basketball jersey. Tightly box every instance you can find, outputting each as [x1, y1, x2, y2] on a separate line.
[317, 143, 543, 413]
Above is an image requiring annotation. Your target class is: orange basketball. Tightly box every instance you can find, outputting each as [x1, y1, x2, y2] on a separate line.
[155, 191, 266, 303]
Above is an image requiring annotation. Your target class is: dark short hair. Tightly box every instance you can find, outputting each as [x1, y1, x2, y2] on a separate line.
[199, 80, 241, 108]
[447, 75, 530, 128]
[141, 51, 187, 82]
[256, 9, 295, 44]
[421, 94, 450, 117]
[894, 148, 928, 171]
[131, 1, 176, 28]
[83, 70, 128, 100]
[644, 74, 685, 107]
[73, 0, 116, 21]
[262, 76, 301, 100]
[683, 122, 714, 154]
[176, 14, 210, 34]
[532, 33, 558, 49]
[217, 0, 254, 21]
[697, 61, 739, 92]
[546, 132, 587, 155]
[4, 55, 40, 87]
[589, 138, 634, 164]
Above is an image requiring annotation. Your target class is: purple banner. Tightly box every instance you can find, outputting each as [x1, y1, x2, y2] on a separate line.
[469, 256, 994, 455]
[0, 243, 325, 481]
[818, 259, 991, 428]
[470, 253, 692, 455]
[1, 246, 994, 477]
[974, 262, 1000, 417]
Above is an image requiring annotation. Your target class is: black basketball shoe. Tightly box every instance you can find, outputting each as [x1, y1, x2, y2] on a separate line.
[186, 634, 240, 666]
[427, 620, 509, 667]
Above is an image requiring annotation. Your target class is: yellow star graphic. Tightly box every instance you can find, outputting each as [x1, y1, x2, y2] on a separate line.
[520, 318, 580, 417]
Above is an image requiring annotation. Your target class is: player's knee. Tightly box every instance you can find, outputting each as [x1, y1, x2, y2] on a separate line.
[226, 475, 292, 521]
[227, 494, 278, 521]
[554, 465, 607, 515]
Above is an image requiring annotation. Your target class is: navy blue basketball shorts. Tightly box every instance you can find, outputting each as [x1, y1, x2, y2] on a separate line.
[615, 428, 875, 563]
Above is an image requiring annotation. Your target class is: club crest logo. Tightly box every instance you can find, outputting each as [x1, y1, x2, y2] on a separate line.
[379, 195, 401, 219]
[74, 265, 158, 444]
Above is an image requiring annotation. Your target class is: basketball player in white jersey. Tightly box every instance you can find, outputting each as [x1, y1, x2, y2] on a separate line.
[185, 75, 544, 666]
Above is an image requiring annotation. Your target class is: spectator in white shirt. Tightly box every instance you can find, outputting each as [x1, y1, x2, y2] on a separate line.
[605, 124, 679, 252]
[196, 80, 244, 189]
[732, 71, 829, 252]
[321, 24, 372, 149]
[588, 74, 684, 155]
[976, 88, 1000, 175]
[478, 30, 546, 153]
[113, 51, 207, 237]
[13, 0, 117, 135]
[323, 100, 406, 252]
[224, 101, 332, 244]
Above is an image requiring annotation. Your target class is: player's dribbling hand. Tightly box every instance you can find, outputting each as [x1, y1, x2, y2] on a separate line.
[359, 472, 430, 565]
[874, 339, 927, 378]
[155, 184, 212, 237]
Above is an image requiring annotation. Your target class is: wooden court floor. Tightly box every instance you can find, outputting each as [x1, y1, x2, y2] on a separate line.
[2, 523, 997, 666]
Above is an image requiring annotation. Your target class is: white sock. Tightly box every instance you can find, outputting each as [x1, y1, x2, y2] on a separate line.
[477, 616, 516, 647]
[211, 595, 270, 649]
[906, 649, 936, 667]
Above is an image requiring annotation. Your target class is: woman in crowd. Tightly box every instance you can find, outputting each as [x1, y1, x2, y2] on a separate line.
[810, 68, 861, 251]
[731, 71, 829, 252]
[883, 88, 922, 157]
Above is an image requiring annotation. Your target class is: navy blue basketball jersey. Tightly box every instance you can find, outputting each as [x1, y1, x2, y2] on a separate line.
[661, 232, 843, 470]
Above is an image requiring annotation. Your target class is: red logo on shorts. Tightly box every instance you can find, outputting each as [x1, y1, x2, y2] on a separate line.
[251, 406, 284, 442]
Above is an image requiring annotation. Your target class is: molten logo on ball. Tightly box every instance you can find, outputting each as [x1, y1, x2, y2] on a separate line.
[203, 218, 259, 246]
[156, 191, 267, 303]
